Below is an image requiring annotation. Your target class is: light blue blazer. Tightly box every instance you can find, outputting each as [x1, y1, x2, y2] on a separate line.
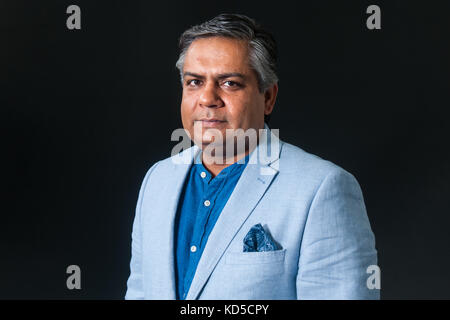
[125, 127, 379, 300]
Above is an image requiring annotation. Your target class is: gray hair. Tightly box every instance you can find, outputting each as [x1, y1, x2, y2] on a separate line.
[175, 14, 278, 123]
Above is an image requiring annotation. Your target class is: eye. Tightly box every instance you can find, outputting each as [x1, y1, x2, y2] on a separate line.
[223, 80, 242, 88]
[186, 79, 202, 87]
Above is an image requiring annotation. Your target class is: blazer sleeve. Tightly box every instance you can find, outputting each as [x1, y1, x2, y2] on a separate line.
[125, 162, 159, 300]
[296, 168, 380, 299]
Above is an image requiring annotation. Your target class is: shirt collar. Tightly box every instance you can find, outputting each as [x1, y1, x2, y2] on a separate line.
[194, 150, 251, 181]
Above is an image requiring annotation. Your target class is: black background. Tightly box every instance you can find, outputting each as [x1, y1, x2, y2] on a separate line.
[1, 0, 449, 299]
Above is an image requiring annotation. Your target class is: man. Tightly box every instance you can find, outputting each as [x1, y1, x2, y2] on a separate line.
[125, 14, 379, 300]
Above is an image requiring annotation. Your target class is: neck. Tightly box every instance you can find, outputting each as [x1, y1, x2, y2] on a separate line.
[198, 124, 266, 177]
[201, 149, 251, 178]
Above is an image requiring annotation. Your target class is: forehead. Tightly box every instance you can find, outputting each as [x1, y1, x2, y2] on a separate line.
[183, 37, 251, 73]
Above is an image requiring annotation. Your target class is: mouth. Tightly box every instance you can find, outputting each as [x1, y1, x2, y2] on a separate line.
[195, 119, 227, 128]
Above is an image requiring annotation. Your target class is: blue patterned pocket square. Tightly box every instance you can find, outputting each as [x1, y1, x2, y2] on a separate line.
[243, 223, 279, 252]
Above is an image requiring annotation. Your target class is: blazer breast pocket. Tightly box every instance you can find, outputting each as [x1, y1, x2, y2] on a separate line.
[224, 249, 286, 277]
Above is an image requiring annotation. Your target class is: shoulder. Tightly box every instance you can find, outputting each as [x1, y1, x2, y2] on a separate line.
[278, 141, 362, 193]
[136, 145, 198, 195]
[279, 141, 350, 177]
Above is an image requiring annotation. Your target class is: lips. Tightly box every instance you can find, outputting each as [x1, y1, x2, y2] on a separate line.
[195, 119, 226, 128]
[198, 118, 225, 122]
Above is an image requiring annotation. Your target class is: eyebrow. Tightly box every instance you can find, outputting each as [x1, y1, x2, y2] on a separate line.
[183, 72, 246, 80]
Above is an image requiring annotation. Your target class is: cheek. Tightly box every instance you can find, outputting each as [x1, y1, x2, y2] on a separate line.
[181, 93, 196, 117]
[226, 93, 262, 123]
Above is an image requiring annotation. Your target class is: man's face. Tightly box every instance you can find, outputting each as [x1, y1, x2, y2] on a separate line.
[180, 37, 270, 149]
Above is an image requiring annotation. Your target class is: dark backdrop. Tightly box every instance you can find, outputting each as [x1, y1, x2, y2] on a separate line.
[1, 0, 449, 299]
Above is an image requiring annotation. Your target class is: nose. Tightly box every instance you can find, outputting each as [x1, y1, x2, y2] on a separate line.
[198, 82, 223, 108]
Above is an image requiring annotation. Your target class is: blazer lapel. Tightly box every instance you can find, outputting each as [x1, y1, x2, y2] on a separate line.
[151, 145, 200, 299]
[186, 126, 282, 300]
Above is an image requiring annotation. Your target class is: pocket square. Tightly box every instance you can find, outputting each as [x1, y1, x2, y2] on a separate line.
[243, 223, 279, 252]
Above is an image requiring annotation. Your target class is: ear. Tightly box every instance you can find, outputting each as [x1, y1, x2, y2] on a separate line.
[264, 83, 278, 117]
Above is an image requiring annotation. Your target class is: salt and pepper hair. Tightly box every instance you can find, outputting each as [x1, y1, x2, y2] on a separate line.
[175, 13, 278, 124]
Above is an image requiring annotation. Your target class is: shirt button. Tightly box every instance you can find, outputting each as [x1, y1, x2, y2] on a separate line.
[190, 245, 197, 253]
[200, 171, 206, 178]
[204, 200, 210, 207]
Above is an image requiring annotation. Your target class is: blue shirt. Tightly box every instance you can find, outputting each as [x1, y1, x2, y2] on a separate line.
[174, 152, 250, 300]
